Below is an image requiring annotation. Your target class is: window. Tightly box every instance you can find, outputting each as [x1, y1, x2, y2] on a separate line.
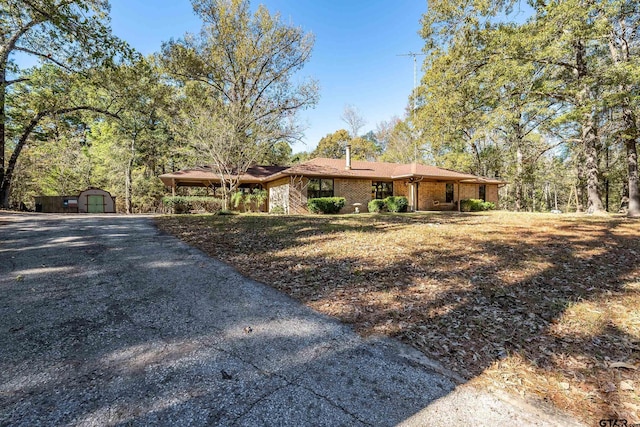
[307, 178, 334, 199]
[372, 181, 393, 199]
[446, 183, 454, 203]
[479, 184, 486, 201]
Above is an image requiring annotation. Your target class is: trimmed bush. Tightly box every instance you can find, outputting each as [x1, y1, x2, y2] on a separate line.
[162, 196, 224, 214]
[270, 205, 285, 215]
[307, 197, 346, 214]
[384, 196, 408, 213]
[482, 201, 496, 210]
[460, 198, 495, 212]
[368, 199, 386, 213]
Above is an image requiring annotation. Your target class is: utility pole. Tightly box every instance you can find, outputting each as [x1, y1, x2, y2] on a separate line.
[397, 52, 426, 162]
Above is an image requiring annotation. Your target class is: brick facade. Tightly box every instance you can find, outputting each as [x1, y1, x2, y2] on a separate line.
[486, 185, 499, 204]
[416, 182, 454, 211]
[393, 181, 409, 197]
[268, 176, 499, 214]
[459, 183, 499, 204]
[335, 179, 372, 213]
[459, 183, 477, 200]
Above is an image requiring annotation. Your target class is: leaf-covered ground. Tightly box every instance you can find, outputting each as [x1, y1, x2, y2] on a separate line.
[156, 211, 640, 424]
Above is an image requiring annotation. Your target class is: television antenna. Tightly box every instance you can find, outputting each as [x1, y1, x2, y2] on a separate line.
[397, 52, 426, 162]
[397, 52, 426, 110]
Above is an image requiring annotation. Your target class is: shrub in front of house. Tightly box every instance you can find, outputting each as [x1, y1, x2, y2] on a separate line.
[368, 199, 386, 213]
[269, 205, 286, 214]
[460, 198, 495, 212]
[230, 188, 268, 212]
[384, 196, 409, 213]
[307, 197, 345, 214]
[162, 196, 223, 214]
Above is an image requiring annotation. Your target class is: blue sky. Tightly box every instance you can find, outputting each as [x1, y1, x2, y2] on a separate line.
[108, 0, 428, 153]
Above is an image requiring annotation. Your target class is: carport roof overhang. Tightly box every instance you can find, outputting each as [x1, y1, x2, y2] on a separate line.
[159, 176, 264, 187]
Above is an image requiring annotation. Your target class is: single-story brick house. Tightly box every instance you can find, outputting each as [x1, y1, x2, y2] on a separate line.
[159, 151, 505, 214]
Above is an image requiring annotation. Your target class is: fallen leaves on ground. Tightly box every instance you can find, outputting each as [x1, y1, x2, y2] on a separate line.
[156, 211, 640, 425]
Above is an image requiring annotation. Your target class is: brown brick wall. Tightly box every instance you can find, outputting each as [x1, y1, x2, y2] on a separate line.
[459, 183, 500, 204]
[417, 182, 457, 211]
[486, 184, 499, 204]
[266, 177, 500, 214]
[393, 181, 408, 197]
[335, 179, 373, 213]
[458, 184, 474, 200]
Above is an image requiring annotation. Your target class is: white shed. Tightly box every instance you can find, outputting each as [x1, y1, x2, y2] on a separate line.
[78, 188, 116, 213]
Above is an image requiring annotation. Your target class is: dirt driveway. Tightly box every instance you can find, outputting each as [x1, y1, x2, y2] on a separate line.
[0, 213, 584, 426]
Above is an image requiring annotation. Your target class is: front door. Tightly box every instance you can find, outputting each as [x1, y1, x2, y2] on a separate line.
[87, 195, 104, 213]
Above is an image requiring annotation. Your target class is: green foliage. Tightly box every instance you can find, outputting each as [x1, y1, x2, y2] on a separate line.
[417, 0, 640, 215]
[1, 0, 133, 207]
[290, 151, 312, 164]
[377, 118, 419, 164]
[311, 129, 380, 161]
[368, 199, 386, 213]
[162, 0, 318, 209]
[307, 197, 345, 214]
[269, 205, 285, 214]
[230, 188, 268, 212]
[312, 130, 351, 158]
[350, 136, 381, 161]
[383, 196, 408, 213]
[250, 188, 268, 210]
[260, 141, 293, 165]
[230, 191, 245, 208]
[162, 196, 223, 214]
[460, 199, 495, 212]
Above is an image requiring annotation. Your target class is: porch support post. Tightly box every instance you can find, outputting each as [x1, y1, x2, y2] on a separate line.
[410, 182, 416, 211]
[457, 181, 460, 212]
[172, 178, 175, 197]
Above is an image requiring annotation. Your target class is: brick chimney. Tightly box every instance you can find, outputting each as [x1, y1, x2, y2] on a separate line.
[345, 144, 351, 170]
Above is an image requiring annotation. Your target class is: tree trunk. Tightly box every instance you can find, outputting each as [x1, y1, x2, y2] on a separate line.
[2, 105, 116, 208]
[575, 39, 604, 214]
[623, 109, 640, 217]
[575, 159, 585, 213]
[620, 180, 629, 213]
[0, 64, 7, 208]
[514, 141, 523, 211]
[125, 140, 135, 214]
[583, 120, 604, 214]
[125, 162, 132, 214]
[1, 111, 47, 209]
[604, 140, 610, 212]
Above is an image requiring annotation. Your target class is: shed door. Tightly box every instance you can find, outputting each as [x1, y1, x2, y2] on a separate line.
[87, 195, 104, 213]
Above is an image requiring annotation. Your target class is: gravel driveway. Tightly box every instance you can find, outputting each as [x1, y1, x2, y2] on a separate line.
[0, 213, 584, 426]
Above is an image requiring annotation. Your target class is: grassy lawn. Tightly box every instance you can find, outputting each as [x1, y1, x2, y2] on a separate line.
[156, 211, 640, 424]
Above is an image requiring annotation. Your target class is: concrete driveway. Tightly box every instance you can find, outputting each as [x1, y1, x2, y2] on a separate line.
[0, 213, 584, 426]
